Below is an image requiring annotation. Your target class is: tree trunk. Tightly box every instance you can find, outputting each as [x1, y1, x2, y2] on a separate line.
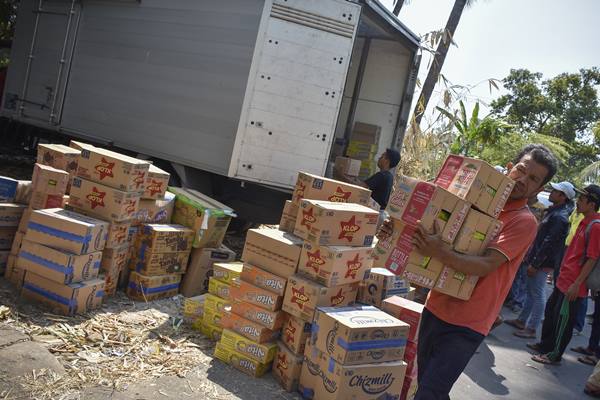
[393, 0, 406, 16]
[413, 0, 468, 125]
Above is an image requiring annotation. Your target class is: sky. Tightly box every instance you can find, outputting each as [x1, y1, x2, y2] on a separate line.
[379, 0, 600, 117]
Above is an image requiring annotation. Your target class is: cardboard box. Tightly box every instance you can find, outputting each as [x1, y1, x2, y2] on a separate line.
[404, 339, 418, 378]
[136, 223, 194, 254]
[0, 176, 19, 202]
[311, 305, 409, 365]
[220, 329, 278, 364]
[300, 343, 407, 400]
[203, 308, 224, 328]
[10, 230, 25, 255]
[21, 271, 104, 316]
[36, 144, 80, 176]
[101, 244, 130, 276]
[273, 341, 304, 392]
[17, 239, 102, 284]
[143, 164, 170, 200]
[69, 177, 141, 222]
[131, 250, 190, 275]
[0, 203, 26, 227]
[403, 286, 417, 301]
[401, 373, 418, 400]
[68, 207, 132, 249]
[213, 262, 243, 285]
[279, 200, 298, 234]
[213, 342, 271, 378]
[208, 277, 233, 300]
[0, 250, 9, 272]
[222, 311, 280, 343]
[242, 228, 302, 278]
[386, 175, 471, 243]
[282, 313, 311, 355]
[454, 208, 503, 255]
[183, 294, 206, 321]
[334, 156, 362, 177]
[233, 280, 283, 311]
[169, 187, 235, 248]
[69, 140, 93, 151]
[298, 242, 374, 287]
[240, 263, 287, 296]
[435, 155, 515, 218]
[294, 200, 378, 247]
[126, 271, 181, 301]
[381, 296, 424, 343]
[17, 207, 32, 233]
[204, 293, 231, 314]
[24, 208, 109, 255]
[351, 122, 381, 144]
[135, 192, 175, 225]
[433, 268, 479, 300]
[77, 146, 150, 192]
[230, 300, 286, 331]
[15, 180, 33, 205]
[29, 191, 65, 210]
[180, 245, 236, 297]
[5, 261, 26, 289]
[282, 274, 359, 322]
[357, 268, 411, 307]
[200, 321, 223, 341]
[292, 172, 371, 207]
[0, 227, 16, 250]
[31, 163, 69, 195]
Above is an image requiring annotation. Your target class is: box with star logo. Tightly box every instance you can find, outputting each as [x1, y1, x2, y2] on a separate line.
[297, 241, 374, 287]
[272, 340, 304, 392]
[36, 144, 80, 180]
[294, 200, 378, 247]
[143, 164, 170, 200]
[292, 172, 372, 207]
[280, 313, 312, 355]
[69, 177, 141, 222]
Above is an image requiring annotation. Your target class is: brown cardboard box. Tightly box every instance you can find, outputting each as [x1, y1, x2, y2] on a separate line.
[298, 242, 374, 287]
[66, 206, 132, 249]
[0, 227, 16, 250]
[240, 263, 287, 296]
[135, 192, 175, 225]
[300, 343, 407, 400]
[282, 274, 358, 322]
[169, 187, 235, 248]
[183, 294, 206, 321]
[5, 261, 25, 289]
[131, 250, 190, 275]
[17, 207, 32, 233]
[31, 163, 69, 195]
[230, 300, 286, 330]
[126, 271, 181, 301]
[351, 121, 381, 144]
[381, 296, 424, 343]
[0, 176, 18, 202]
[36, 144, 80, 177]
[403, 339, 418, 379]
[24, 208, 109, 255]
[204, 293, 231, 314]
[0, 203, 26, 227]
[433, 268, 479, 301]
[0, 250, 9, 273]
[233, 280, 283, 311]
[334, 156, 362, 177]
[401, 372, 418, 400]
[21, 271, 104, 315]
[242, 228, 303, 278]
[136, 224, 194, 253]
[69, 177, 141, 222]
[213, 262, 243, 284]
[10, 230, 24, 255]
[213, 342, 271, 378]
[294, 200, 378, 247]
[282, 313, 311, 355]
[18, 239, 102, 284]
[29, 191, 65, 210]
[279, 200, 298, 234]
[15, 180, 33, 205]
[208, 277, 233, 300]
[357, 268, 411, 307]
[101, 244, 129, 296]
[77, 146, 150, 192]
[69, 140, 93, 151]
[435, 155, 515, 218]
[180, 245, 236, 297]
[143, 164, 170, 200]
[386, 175, 471, 243]
[273, 341, 304, 392]
[220, 329, 278, 364]
[292, 172, 371, 207]
[311, 305, 409, 365]
[222, 311, 280, 343]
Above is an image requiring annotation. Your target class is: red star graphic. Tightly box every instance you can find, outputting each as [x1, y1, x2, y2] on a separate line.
[87, 187, 106, 209]
[133, 171, 146, 189]
[306, 249, 324, 273]
[291, 287, 308, 309]
[330, 288, 345, 306]
[147, 179, 164, 196]
[344, 254, 362, 279]
[285, 321, 297, 344]
[95, 157, 115, 180]
[301, 207, 316, 228]
[328, 186, 352, 202]
[338, 216, 360, 241]
[276, 353, 288, 375]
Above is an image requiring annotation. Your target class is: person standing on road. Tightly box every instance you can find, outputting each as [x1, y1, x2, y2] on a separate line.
[505, 181, 574, 338]
[379, 144, 558, 399]
[529, 184, 600, 365]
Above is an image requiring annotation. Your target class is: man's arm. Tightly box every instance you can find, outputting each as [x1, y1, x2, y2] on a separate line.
[565, 257, 597, 301]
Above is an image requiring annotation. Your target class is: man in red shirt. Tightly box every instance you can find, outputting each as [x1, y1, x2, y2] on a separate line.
[529, 184, 600, 365]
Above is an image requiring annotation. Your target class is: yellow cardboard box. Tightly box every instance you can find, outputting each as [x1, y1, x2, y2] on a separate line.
[220, 329, 277, 364]
[213, 342, 271, 378]
[213, 262, 243, 285]
[208, 277, 233, 300]
[204, 293, 231, 314]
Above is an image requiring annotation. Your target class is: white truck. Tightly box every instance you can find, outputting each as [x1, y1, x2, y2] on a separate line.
[1, 0, 420, 220]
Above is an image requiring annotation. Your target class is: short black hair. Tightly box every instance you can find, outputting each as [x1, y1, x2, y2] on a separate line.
[385, 148, 400, 168]
[512, 144, 558, 186]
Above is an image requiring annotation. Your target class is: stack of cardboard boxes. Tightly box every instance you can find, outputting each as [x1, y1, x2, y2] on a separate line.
[357, 267, 414, 307]
[0, 177, 27, 278]
[345, 122, 381, 180]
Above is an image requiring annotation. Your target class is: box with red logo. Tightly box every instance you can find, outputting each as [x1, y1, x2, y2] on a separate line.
[282, 274, 359, 322]
[230, 300, 286, 330]
[222, 311, 280, 343]
[311, 305, 409, 365]
[294, 200, 378, 247]
[135, 192, 175, 226]
[36, 144, 80, 177]
[31, 163, 70, 195]
[143, 164, 170, 200]
[403, 339, 418, 378]
[281, 313, 311, 355]
[69, 177, 141, 222]
[135, 224, 194, 253]
[180, 245, 236, 297]
[131, 250, 190, 275]
[279, 200, 298, 234]
[0, 203, 25, 228]
[29, 191, 64, 210]
[292, 172, 371, 207]
[77, 146, 150, 192]
[381, 296, 424, 343]
[272, 341, 304, 392]
[435, 155, 515, 218]
[242, 228, 303, 278]
[240, 263, 287, 296]
[220, 329, 278, 364]
[298, 242, 374, 287]
[232, 280, 283, 311]
[101, 244, 129, 296]
[126, 271, 181, 301]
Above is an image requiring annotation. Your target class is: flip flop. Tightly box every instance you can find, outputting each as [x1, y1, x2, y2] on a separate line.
[572, 346, 595, 356]
[526, 343, 543, 352]
[531, 354, 560, 365]
[579, 355, 599, 366]
[513, 329, 536, 338]
[505, 319, 525, 329]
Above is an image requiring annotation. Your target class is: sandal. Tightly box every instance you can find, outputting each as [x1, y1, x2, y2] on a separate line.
[526, 343, 543, 352]
[531, 354, 560, 365]
[572, 346, 595, 356]
[505, 319, 525, 330]
[579, 355, 599, 366]
[513, 329, 536, 338]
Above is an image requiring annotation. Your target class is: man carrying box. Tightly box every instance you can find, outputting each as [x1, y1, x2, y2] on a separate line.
[380, 144, 558, 399]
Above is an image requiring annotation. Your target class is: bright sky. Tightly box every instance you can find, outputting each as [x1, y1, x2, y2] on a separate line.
[380, 0, 600, 116]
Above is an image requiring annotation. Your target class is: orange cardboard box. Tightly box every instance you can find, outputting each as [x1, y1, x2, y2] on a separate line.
[24, 208, 109, 255]
[77, 146, 150, 192]
[179, 245, 236, 297]
[126, 271, 181, 301]
[31, 163, 69, 195]
[69, 177, 140, 222]
[0, 203, 26, 227]
[279, 200, 298, 234]
[281, 274, 358, 322]
[36, 143, 80, 176]
[233, 280, 283, 311]
[222, 311, 280, 343]
[242, 228, 303, 278]
[298, 241, 373, 287]
[136, 224, 194, 253]
[435, 155, 515, 218]
[281, 313, 311, 355]
[230, 300, 286, 330]
[292, 172, 371, 207]
[143, 164, 170, 200]
[135, 192, 175, 225]
[294, 200, 378, 247]
[381, 296, 424, 343]
[273, 341, 304, 392]
[241, 263, 287, 296]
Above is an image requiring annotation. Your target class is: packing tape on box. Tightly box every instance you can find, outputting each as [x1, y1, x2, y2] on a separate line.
[127, 282, 180, 295]
[23, 281, 76, 308]
[336, 337, 407, 351]
[28, 221, 93, 244]
[20, 251, 100, 275]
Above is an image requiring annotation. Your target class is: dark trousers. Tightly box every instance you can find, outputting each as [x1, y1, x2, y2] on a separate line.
[539, 287, 583, 361]
[590, 294, 600, 357]
[415, 309, 485, 400]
